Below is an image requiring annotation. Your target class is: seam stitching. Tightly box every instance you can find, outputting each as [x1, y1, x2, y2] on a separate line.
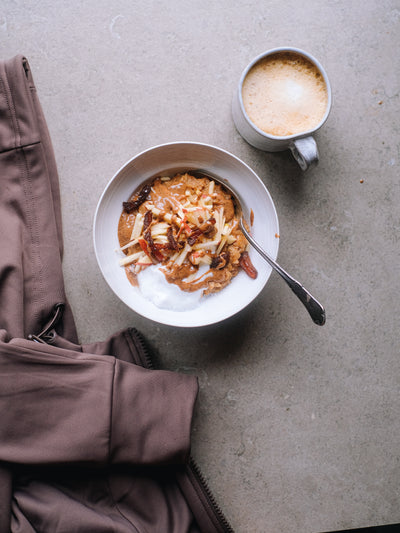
[108, 357, 116, 464]
[1, 60, 46, 331]
[105, 357, 144, 533]
[20, 145, 46, 328]
[0, 69, 19, 148]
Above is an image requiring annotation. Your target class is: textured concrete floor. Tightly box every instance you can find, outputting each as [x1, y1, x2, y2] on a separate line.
[1, 1, 399, 532]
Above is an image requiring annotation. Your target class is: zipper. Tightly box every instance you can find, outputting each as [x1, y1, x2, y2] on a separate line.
[186, 456, 234, 533]
[126, 327, 234, 533]
[126, 326, 156, 370]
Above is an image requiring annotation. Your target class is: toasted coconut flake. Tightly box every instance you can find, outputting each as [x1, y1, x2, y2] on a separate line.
[153, 235, 169, 244]
[136, 252, 153, 265]
[119, 250, 143, 266]
[150, 205, 162, 216]
[120, 238, 139, 251]
[151, 222, 169, 236]
[198, 254, 212, 266]
[130, 212, 144, 240]
[192, 239, 220, 251]
[215, 207, 225, 234]
[170, 250, 180, 262]
[174, 243, 192, 266]
[222, 221, 234, 236]
[216, 235, 228, 255]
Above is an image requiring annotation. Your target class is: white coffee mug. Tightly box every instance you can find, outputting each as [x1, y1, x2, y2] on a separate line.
[232, 47, 332, 171]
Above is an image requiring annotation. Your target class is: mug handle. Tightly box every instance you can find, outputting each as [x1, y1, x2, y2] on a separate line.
[289, 137, 319, 171]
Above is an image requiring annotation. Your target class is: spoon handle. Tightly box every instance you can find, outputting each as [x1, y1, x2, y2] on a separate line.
[241, 224, 326, 326]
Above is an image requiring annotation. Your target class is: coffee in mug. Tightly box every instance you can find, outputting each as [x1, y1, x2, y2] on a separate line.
[242, 52, 328, 137]
[232, 48, 332, 171]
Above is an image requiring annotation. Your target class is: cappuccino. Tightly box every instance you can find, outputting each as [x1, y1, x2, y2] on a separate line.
[242, 52, 328, 137]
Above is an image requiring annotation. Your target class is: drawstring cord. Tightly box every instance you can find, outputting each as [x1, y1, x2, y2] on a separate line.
[27, 303, 65, 344]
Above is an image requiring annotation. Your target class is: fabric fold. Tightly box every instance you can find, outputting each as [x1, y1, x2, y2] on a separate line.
[0, 55, 39, 153]
[111, 357, 198, 465]
[0, 338, 198, 467]
[0, 55, 77, 342]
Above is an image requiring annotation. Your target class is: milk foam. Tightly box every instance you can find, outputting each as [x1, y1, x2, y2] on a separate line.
[242, 52, 328, 137]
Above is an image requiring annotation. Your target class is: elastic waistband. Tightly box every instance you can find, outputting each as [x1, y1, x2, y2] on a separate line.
[0, 55, 40, 153]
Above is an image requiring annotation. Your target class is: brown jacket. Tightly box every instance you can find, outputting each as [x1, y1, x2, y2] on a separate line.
[0, 55, 233, 533]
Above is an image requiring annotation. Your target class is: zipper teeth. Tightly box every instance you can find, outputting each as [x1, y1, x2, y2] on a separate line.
[127, 327, 234, 533]
[189, 457, 234, 533]
[127, 327, 155, 369]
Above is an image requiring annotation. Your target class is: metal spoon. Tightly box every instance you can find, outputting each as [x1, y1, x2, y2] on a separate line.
[193, 170, 326, 326]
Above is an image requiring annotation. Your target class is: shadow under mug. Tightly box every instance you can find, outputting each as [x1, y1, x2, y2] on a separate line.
[232, 47, 332, 171]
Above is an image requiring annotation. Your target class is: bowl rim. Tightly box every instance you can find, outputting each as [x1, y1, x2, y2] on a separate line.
[93, 141, 279, 327]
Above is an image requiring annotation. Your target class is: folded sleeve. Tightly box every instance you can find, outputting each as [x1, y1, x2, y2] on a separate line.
[0, 338, 198, 466]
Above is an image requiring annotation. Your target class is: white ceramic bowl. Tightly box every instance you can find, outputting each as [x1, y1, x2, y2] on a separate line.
[93, 142, 279, 327]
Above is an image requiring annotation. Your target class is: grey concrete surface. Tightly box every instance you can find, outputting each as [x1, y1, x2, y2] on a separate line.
[1, 1, 399, 532]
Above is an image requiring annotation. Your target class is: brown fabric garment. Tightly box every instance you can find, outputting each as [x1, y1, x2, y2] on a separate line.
[1, 336, 197, 467]
[0, 330, 200, 533]
[0, 55, 76, 341]
[0, 55, 231, 533]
